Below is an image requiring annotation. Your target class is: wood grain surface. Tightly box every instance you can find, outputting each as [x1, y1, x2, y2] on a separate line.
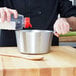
[59, 36, 76, 42]
[0, 56, 3, 76]
[0, 46, 76, 76]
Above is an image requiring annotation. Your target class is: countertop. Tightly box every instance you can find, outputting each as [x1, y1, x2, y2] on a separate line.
[0, 46, 76, 76]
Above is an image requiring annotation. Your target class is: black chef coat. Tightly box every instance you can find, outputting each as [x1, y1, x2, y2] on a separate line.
[0, 0, 76, 46]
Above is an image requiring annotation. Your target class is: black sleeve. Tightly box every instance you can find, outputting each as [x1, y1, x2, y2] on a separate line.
[0, 0, 4, 7]
[59, 0, 76, 17]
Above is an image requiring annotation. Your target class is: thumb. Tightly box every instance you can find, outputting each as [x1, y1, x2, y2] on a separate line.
[54, 31, 60, 37]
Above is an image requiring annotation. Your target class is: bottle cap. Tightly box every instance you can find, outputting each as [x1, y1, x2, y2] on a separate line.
[24, 17, 32, 28]
[25, 17, 30, 23]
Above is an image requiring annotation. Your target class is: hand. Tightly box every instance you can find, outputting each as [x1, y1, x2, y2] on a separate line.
[0, 7, 18, 22]
[54, 18, 70, 37]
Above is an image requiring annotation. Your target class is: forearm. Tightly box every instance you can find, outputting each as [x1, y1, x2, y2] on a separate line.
[66, 16, 76, 31]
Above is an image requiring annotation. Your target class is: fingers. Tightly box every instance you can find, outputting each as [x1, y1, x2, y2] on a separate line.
[60, 22, 69, 35]
[54, 21, 61, 35]
[0, 7, 18, 22]
[0, 8, 6, 22]
[9, 8, 18, 18]
[3, 7, 11, 22]
[54, 18, 70, 37]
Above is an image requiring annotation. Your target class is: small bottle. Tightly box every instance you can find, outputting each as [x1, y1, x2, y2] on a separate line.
[0, 14, 32, 30]
[0, 14, 24, 30]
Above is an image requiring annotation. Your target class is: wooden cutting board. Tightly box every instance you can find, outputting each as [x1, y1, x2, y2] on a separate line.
[0, 46, 76, 76]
